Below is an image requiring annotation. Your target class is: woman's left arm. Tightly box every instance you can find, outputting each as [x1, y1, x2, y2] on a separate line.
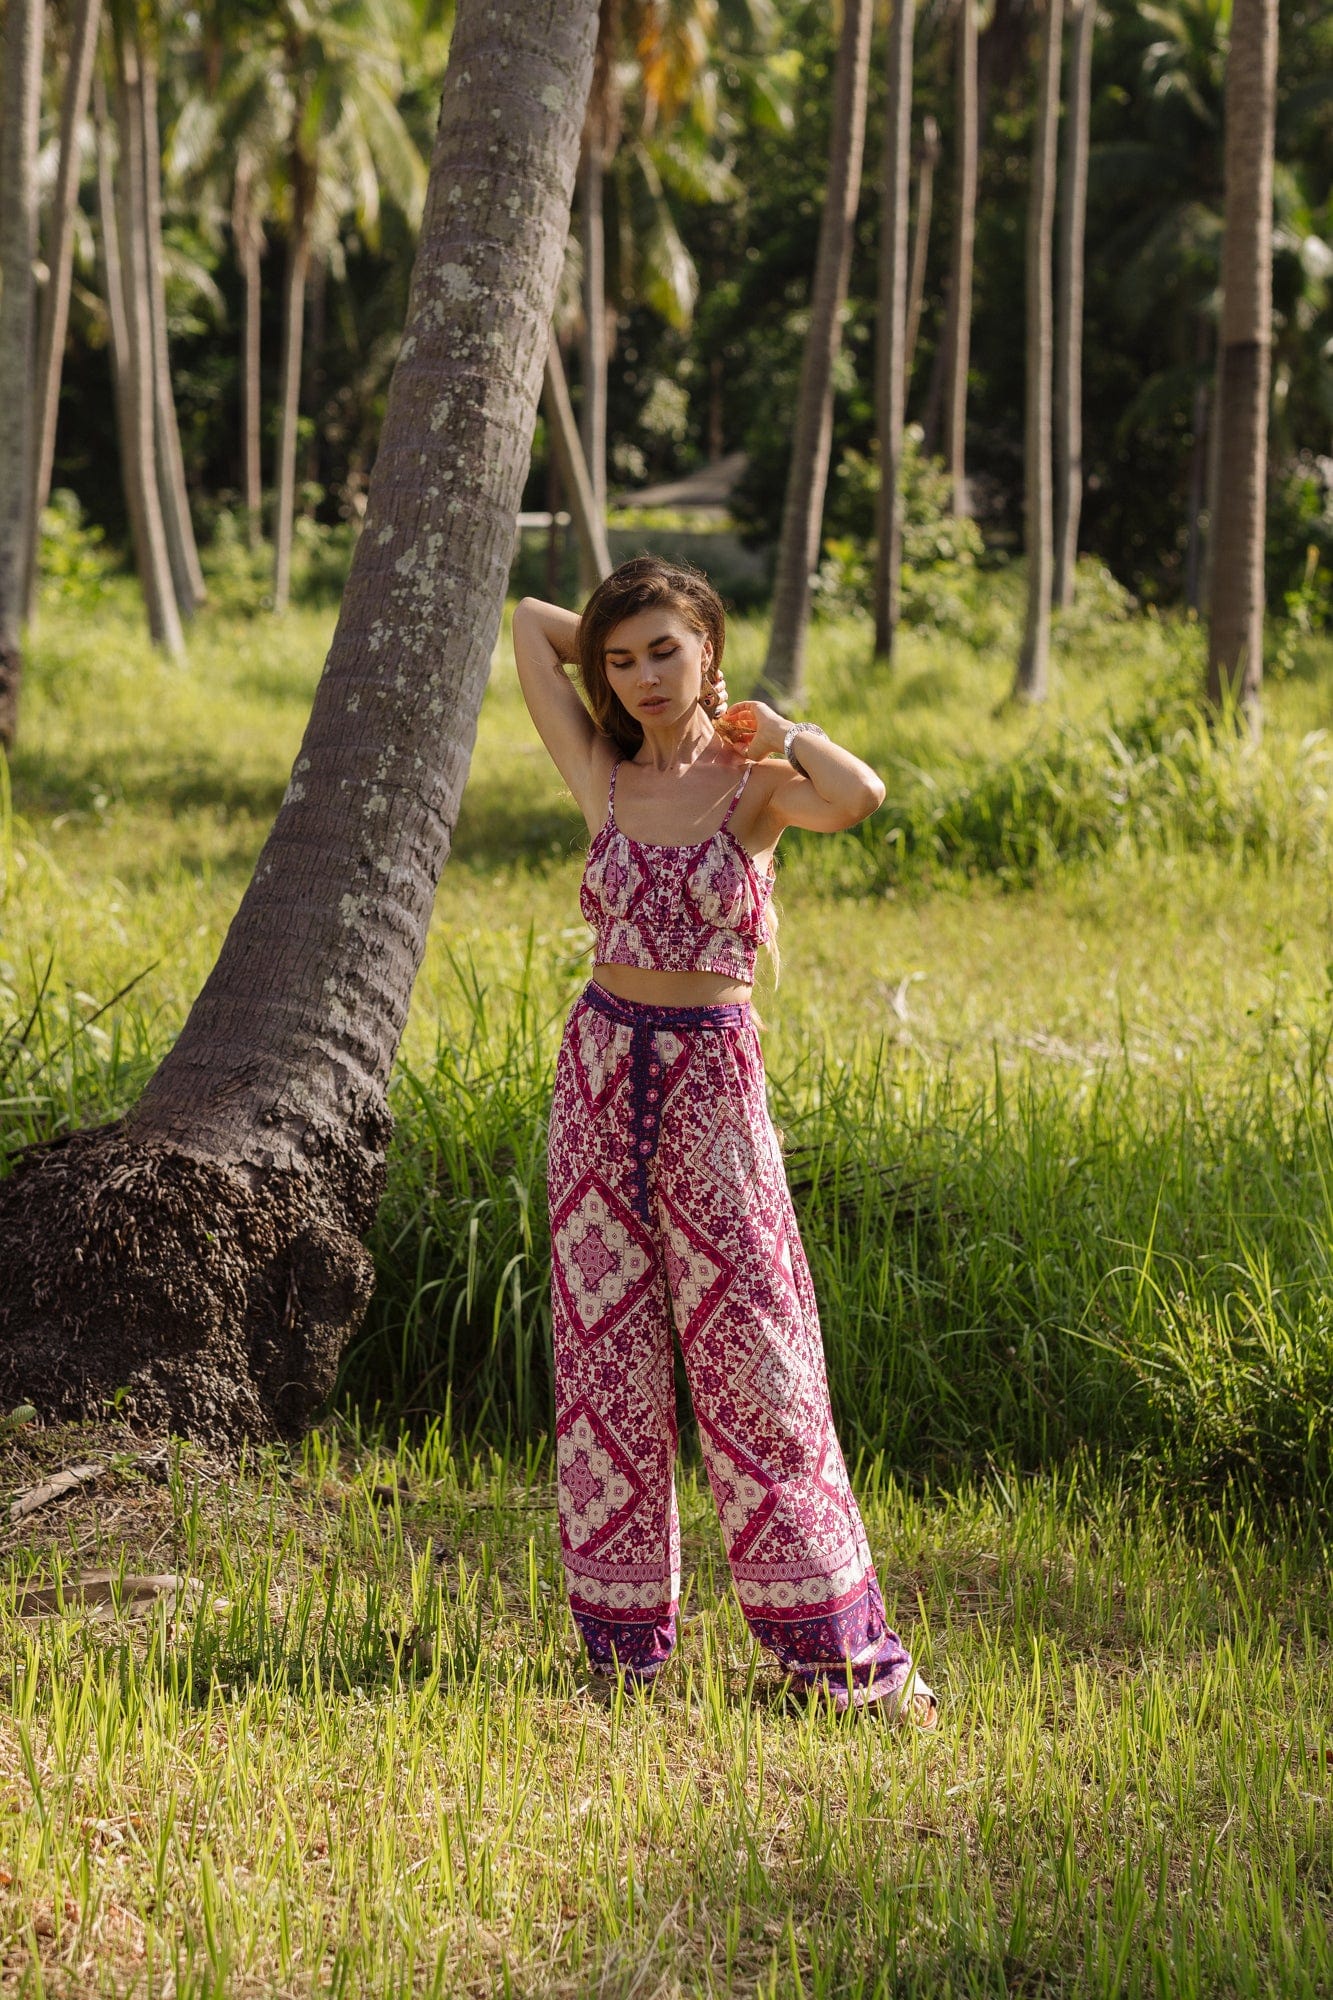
[716, 700, 885, 831]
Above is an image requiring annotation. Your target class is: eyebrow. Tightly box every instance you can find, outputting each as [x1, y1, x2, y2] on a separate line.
[605, 633, 676, 658]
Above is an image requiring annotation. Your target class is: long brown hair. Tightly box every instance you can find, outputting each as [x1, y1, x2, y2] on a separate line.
[577, 555, 727, 757]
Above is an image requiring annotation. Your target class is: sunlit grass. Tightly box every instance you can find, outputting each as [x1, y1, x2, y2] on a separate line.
[5, 576, 1333, 1993]
[7, 577, 1333, 1083]
[2, 1426, 1330, 1997]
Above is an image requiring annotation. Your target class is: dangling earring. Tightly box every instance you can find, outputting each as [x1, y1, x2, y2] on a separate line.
[702, 657, 728, 718]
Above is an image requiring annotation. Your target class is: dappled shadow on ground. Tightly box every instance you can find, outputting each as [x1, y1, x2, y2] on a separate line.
[10, 744, 291, 825]
[13, 749, 589, 874]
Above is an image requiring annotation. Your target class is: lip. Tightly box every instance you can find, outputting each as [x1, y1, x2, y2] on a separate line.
[638, 697, 669, 713]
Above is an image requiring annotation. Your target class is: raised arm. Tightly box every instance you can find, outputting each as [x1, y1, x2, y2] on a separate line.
[716, 700, 885, 833]
[511, 597, 608, 825]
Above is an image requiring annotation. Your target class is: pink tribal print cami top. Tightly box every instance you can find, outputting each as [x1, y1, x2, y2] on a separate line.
[580, 761, 775, 983]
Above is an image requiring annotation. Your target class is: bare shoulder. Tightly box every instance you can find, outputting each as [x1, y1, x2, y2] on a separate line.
[748, 756, 804, 820]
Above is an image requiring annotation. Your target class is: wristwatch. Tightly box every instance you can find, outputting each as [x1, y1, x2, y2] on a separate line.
[783, 722, 827, 777]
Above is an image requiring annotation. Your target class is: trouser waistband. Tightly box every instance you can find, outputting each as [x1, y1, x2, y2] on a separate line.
[581, 979, 750, 1033]
[577, 982, 751, 1220]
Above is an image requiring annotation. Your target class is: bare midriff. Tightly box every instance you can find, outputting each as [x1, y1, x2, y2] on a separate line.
[590, 964, 753, 1007]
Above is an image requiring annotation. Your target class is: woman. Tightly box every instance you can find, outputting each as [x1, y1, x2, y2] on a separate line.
[513, 556, 935, 1722]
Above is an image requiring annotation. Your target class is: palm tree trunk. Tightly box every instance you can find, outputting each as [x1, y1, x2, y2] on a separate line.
[920, 283, 949, 448]
[1184, 315, 1213, 612]
[139, 24, 206, 618]
[0, 0, 45, 751]
[1052, 0, 1094, 609]
[579, 145, 609, 528]
[904, 114, 939, 389]
[1206, 0, 1277, 716]
[544, 333, 612, 587]
[302, 248, 327, 491]
[943, 0, 978, 516]
[0, 0, 601, 1447]
[872, 0, 917, 663]
[272, 144, 315, 615]
[93, 68, 152, 606]
[112, 22, 185, 658]
[1013, 0, 1063, 703]
[761, 0, 875, 704]
[24, 0, 102, 628]
[232, 155, 265, 550]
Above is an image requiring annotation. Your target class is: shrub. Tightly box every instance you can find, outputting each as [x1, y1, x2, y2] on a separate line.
[867, 684, 1333, 885]
[36, 490, 118, 605]
[815, 430, 985, 632]
[1267, 451, 1333, 624]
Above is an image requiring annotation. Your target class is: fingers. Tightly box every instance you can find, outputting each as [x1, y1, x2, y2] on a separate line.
[715, 712, 756, 749]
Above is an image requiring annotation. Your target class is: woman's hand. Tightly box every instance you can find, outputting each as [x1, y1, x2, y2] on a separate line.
[712, 699, 791, 761]
[715, 699, 886, 830]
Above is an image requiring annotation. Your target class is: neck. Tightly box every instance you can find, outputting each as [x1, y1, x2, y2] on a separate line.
[635, 708, 716, 772]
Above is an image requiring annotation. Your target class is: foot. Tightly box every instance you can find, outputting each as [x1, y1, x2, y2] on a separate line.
[884, 1672, 938, 1728]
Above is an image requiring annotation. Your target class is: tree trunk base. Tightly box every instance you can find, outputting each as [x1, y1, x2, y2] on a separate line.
[0, 1126, 377, 1447]
[0, 634, 20, 750]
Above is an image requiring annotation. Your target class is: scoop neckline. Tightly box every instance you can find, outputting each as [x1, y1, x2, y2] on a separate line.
[597, 818, 776, 880]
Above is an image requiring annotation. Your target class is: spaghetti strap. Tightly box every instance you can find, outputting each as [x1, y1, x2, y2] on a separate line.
[606, 759, 621, 825]
[719, 765, 751, 829]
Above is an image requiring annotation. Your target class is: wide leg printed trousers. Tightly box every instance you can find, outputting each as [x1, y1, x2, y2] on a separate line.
[547, 981, 912, 1710]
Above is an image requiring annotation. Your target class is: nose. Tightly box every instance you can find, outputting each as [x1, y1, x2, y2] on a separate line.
[636, 658, 659, 686]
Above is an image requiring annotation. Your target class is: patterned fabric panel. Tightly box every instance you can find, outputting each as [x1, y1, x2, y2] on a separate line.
[579, 822, 774, 982]
[546, 983, 913, 1710]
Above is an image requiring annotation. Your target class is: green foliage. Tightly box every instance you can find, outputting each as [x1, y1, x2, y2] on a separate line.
[334, 954, 1333, 1505]
[10, 589, 1333, 1517]
[197, 505, 357, 613]
[1267, 454, 1333, 644]
[35, 490, 119, 605]
[813, 431, 986, 631]
[870, 687, 1333, 887]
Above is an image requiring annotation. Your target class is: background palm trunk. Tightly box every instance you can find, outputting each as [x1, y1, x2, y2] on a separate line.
[93, 69, 151, 614]
[111, 25, 185, 658]
[904, 114, 939, 388]
[1184, 315, 1213, 612]
[24, 0, 102, 628]
[0, 0, 46, 750]
[139, 26, 205, 618]
[943, 0, 978, 516]
[579, 145, 609, 537]
[232, 156, 265, 550]
[302, 250, 328, 490]
[1206, 0, 1278, 715]
[1013, 0, 1063, 702]
[544, 334, 612, 587]
[0, 0, 601, 1447]
[1052, 0, 1094, 609]
[760, 0, 874, 704]
[272, 145, 315, 614]
[872, 0, 917, 662]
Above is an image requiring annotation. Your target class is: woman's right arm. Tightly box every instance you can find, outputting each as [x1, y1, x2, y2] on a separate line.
[512, 597, 606, 823]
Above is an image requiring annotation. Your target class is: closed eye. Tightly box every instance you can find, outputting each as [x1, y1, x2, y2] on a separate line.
[605, 644, 678, 670]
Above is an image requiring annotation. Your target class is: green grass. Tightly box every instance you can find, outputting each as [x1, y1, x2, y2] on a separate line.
[5, 573, 1333, 1993]
[7, 578, 1333, 1488]
[2, 1424, 1330, 1997]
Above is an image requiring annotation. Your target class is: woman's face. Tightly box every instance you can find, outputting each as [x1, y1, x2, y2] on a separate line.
[602, 606, 712, 727]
